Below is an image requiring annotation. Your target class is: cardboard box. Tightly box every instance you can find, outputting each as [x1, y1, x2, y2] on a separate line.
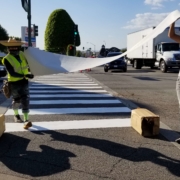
[131, 108, 160, 137]
[0, 114, 5, 137]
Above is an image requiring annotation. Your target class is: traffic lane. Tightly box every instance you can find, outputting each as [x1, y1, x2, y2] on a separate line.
[88, 66, 180, 133]
[1, 128, 180, 180]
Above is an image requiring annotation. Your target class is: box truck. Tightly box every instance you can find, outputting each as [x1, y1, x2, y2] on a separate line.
[126, 27, 180, 72]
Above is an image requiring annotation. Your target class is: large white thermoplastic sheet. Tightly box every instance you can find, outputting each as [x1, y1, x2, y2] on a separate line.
[24, 10, 180, 76]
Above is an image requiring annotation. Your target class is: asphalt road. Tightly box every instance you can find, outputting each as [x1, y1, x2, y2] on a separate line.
[88, 65, 180, 132]
[1, 67, 180, 180]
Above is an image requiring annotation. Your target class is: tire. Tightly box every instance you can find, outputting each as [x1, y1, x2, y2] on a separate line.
[104, 67, 108, 72]
[122, 67, 127, 72]
[134, 60, 142, 69]
[132, 63, 134, 68]
[160, 60, 167, 73]
[134, 60, 138, 69]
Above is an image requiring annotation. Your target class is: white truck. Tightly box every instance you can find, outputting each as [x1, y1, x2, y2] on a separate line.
[126, 27, 180, 72]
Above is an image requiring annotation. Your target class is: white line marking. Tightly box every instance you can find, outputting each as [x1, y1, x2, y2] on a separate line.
[30, 99, 121, 105]
[5, 118, 131, 132]
[31, 84, 99, 86]
[33, 79, 94, 84]
[39, 74, 87, 76]
[30, 90, 107, 93]
[36, 78, 90, 80]
[5, 107, 131, 115]
[39, 75, 87, 77]
[29, 86, 102, 89]
[30, 94, 112, 98]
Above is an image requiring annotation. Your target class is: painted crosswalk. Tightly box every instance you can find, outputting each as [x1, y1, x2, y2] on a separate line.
[5, 73, 132, 132]
[5, 119, 131, 132]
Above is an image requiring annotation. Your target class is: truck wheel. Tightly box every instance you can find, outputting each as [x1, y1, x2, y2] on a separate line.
[134, 60, 138, 69]
[160, 60, 167, 73]
[134, 60, 142, 69]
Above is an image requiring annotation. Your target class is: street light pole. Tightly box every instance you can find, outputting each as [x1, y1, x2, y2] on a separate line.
[87, 42, 96, 52]
[27, 0, 32, 47]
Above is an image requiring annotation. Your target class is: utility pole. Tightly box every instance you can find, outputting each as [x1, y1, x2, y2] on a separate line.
[27, 0, 31, 46]
[21, 0, 32, 46]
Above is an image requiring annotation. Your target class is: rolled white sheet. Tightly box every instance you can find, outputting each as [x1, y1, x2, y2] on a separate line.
[24, 10, 180, 76]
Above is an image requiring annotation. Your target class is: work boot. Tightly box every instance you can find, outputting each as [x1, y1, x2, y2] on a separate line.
[175, 138, 180, 144]
[23, 120, 32, 129]
[14, 115, 23, 123]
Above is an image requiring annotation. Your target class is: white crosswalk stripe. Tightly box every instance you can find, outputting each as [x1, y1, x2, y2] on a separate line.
[29, 89, 108, 93]
[5, 107, 131, 115]
[29, 86, 102, 89]
[6, 119, 131, 132]
[5, 73, 131, 132]
[30, 94, 112, 98]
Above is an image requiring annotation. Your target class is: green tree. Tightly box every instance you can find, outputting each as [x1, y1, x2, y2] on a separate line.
[0, 24, 9, 52]
[76, 50, 82, 57]
[45, 9, 80, 54]
[121, 48, 127, 53]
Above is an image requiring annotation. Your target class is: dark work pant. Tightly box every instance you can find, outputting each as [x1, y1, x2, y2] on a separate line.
[10, 82, 29, 113]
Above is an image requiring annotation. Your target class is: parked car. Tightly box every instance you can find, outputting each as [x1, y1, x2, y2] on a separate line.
[0, 65, 7, 77]
[0, 54, 7, 77]
[104, 52, 127, 72]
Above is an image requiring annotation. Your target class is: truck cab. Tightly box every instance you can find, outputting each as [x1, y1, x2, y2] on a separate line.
[155, 42, 180, 72]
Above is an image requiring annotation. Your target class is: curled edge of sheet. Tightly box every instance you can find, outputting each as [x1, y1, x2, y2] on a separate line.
[24, 10, 180, 76]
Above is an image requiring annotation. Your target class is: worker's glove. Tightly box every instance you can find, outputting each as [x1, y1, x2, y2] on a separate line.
[25, 74, 34, 79]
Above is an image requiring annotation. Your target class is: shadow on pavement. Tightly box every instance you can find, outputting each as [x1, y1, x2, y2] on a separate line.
[1, 129, 180, 177]
[0, 133, 76, 177]
[133, 76, 160, 81]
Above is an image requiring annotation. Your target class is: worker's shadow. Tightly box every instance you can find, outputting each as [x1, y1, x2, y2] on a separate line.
[1, 125, 180, 177]
[34, 125, 180, 178]
[0, 133, 76, 177]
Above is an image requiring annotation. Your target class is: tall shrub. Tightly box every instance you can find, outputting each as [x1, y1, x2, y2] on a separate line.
[45, 9, 80, 54]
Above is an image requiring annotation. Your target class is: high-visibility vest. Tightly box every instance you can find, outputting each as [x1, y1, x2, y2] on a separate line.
[2, 51, 29, 82]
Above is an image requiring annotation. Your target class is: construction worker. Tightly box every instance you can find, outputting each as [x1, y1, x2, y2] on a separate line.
[168, 19, 180, 143]
[0, 38, 34, 129]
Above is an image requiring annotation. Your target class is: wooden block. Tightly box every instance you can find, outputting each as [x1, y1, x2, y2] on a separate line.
[131, 108, 160, 137]
[0, 114, 5, 137]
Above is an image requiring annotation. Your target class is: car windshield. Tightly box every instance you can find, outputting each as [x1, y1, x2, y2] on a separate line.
[162, 43, 180, 51]
[107, 53, 121, 57]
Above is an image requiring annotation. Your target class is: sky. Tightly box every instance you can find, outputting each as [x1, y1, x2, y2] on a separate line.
[0, 0, 180, 51]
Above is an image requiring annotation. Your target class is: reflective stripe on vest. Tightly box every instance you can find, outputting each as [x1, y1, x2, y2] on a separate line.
[2, 51, 29, 82]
